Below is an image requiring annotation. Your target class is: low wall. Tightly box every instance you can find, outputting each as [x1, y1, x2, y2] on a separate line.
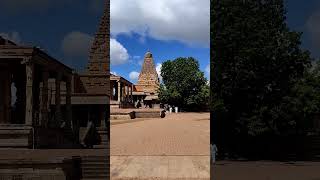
[0, 157, 81, 180]
[135, 111, 165, 118]
[111, 110, 165, 120]
[0, 125, 32, 148]
[34, 127, 80, 149]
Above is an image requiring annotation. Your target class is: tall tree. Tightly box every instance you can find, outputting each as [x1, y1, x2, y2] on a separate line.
[211, 0, 312, 156]
[158, 57, 209, 111]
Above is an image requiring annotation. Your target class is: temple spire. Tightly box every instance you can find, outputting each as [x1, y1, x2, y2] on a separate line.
[136, 50, 160, 94]
[87, 0, 109, 75]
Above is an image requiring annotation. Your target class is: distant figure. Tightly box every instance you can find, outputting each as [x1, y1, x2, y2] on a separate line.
[160, 110, 166, 118]
[211, 144, 218, 164]
[83, 121, 100, 148]
[136, 100, 141, 108]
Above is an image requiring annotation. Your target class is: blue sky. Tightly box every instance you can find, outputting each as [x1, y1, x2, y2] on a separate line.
[110, 0, 210, 83]
[0, 0, 104, 71]
[286, 0, 320, 59]
[1, 0, 320, 82]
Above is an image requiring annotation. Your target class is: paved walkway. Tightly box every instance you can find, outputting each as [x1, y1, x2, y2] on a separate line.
[111, 113, 210, 156]
[213, 161, 320, 180]
[110, 112, 210, 179]
[111, 156, 210, 179]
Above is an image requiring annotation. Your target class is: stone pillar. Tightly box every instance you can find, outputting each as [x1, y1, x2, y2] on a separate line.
[1, 69, 11, 124]
[100, 106, 106, 128]
[24, 57, 33, 126]
[117, 81, 121, 102]
[40, 70, 49, 127]
[122, 84, 125, 102]
[126, 85, 129, 98]
[66, 75, 72, 130]
[131, 85, 134, 102]
[110, 81, 113, 100]
[55, 72, 62, 125]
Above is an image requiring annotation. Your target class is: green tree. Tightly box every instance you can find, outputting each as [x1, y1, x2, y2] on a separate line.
[158, 57, 209, 111]
[211, 0, 313, 157]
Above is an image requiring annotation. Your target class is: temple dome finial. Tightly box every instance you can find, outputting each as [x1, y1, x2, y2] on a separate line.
[145, 50, 152, 58]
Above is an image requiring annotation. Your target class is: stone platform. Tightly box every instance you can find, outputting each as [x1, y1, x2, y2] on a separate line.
[111, 108, 165, 120]
[0, 149, 109, 180]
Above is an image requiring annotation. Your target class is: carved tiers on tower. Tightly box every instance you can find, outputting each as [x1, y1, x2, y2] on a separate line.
[87, 0, 110, 75]
[79, 0, 110, 96]
[135, 51, 160, 94]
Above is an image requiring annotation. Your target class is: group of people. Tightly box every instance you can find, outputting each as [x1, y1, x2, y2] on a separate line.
[135, 99, 153, 108]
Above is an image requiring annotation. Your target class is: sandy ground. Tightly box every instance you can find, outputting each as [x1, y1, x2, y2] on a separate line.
[213, 161, 320, 180]
[111, 156, 210, 179]
[110, 112, 210, 156]
[110, 112, 210, 179]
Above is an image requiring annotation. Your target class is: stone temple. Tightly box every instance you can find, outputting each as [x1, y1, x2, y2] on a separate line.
[0, 0, 110, 179]
[135, 51, 160, 94]
[110, 51, 160, 108]
[0, 0, 109, 149]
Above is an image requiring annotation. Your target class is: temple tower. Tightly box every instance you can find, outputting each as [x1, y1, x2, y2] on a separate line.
[136, 51, 160, 94]
[80, 0, 110, 96]
[87, 0, 109, 75]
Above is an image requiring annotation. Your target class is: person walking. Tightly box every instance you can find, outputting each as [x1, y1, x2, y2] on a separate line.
[211, 144, 218, 164]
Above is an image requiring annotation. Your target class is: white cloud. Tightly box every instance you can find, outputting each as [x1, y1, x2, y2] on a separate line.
[156, 63, 163, 82]
[111, 0, 210, 47]
[205, 64, 210, 74]
[129, 71, 140, 81]
[138, 60, 144, 66]
[62, 31, 93, 58]
[110, 38, 129, 65]
[111, 71, 117, 75]
[0, 32, 21, 44]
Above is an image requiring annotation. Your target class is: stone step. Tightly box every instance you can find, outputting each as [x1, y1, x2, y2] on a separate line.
[82, 162, 108, 166]
[81, 156, 109, 179]
[83, 166, 108, 170]
[82, 176, 109, 179]
[81, 157, 109, 161]
[109, 178, 209, 180]
[82, 171, 108, 175]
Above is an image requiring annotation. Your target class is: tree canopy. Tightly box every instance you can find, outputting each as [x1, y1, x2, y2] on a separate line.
[211, 0, 318, 159]
[158, 57, 209, 111]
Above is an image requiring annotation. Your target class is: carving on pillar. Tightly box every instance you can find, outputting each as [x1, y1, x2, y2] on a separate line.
[54, 72, 62, 127]
[117, 81, 121, 102]
[100, 106, 106, 128]
[22, 57, 34, 126]
[40, 70, 49, 127]
[66, 75, 72, 130]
